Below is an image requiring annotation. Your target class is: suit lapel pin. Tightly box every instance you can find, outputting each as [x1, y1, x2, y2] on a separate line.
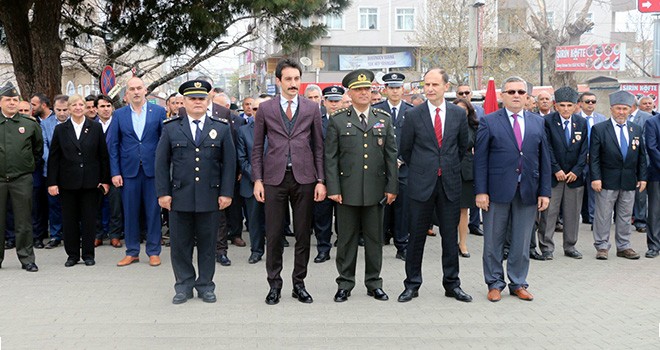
[346, 122, 352, 128]
[378, 138, 383, 146]
[209, 129, 217, 139]
[557, 122, 560, 126]
[18, 126, 25, 134]
[575, 135, 581, 141]
[84, 128, 89, 133]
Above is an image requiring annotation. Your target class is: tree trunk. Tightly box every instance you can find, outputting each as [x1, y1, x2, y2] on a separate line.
[0, 0, 63, 101]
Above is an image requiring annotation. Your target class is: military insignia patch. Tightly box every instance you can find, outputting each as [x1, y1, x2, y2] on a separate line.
[377, 138, 383, 146]
[575, 135, 581, 141]
[210, 129, 217, 139]
[194, 82, 202, 88]
[18, 127, 25, 134]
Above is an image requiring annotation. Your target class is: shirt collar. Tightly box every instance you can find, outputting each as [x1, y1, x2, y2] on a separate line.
[427, 100, 446, 113]
[611, 118, 625, 127]
[188, 115, 206, 126]
[388, 100, 402, 110]
[505, 109, 524, 118]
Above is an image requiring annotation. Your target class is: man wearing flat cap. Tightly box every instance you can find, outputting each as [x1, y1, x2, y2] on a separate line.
[590, 90, 647, 260]
[155, 80, 236, 304]
[373, 72, 413, 260]
[537, 87, 588, 260]
[325, 69, 398, 302]
[0, 84, 43, 271]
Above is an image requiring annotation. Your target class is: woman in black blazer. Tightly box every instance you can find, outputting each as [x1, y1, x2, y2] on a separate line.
[453, 98, 479, 258]
[47, 94, 111, 267]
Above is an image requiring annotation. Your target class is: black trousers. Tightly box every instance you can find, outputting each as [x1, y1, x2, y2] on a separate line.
[404, 176, 461, 291]
[60, 188, 100, 261]
[313, 197, 334, 254]
[170, 210, 220, 294]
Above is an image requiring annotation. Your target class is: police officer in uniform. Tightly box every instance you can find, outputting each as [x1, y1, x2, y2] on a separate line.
[325, 69, 398, 302]
[373, 72, 413, 259]
[155, 80, 236, 304]
[0, 84, 44, 271]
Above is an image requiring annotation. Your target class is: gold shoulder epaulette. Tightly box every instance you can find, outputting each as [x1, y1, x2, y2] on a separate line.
[372, 108, 391, 117]
[330, 108, 349, 118]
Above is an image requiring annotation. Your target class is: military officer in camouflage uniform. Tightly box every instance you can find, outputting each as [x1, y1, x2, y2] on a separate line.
[325, 69, 398, 302]
[155, 80, 236, 304]
[0, 85, 44, 271]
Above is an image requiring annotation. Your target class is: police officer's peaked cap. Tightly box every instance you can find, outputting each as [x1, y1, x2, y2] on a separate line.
[178, 80, 212, 98]
[322, 86, 345, 101]
[382, 72, 405, 87]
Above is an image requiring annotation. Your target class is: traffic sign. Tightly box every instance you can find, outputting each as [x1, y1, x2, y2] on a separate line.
[100, 65, 116, 95]
[639, 0, 660, 13]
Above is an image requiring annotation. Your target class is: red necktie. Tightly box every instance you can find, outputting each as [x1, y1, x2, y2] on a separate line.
[435, 107, 442, 176]
[286, 100, 293, 120]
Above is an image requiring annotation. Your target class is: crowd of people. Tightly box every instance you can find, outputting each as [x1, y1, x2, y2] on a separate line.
[0, 58, 658, 306]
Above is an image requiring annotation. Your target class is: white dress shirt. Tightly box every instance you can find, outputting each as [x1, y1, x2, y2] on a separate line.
[280, 95, 299, 116]
[505, 109, 525, 142]
[100, 116, 112, 134]
[188, 115, 206, 142]
[72, 118, 85, 139]
[611, 118, 629, 146]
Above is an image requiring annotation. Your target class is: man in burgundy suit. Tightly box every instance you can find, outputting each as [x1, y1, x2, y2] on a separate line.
[252, 58, 326, 305]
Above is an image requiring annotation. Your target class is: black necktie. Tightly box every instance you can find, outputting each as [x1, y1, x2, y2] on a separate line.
[391, 107, 397, 123]
[193, 120, 202, 146]
[360, 113, 367, 129]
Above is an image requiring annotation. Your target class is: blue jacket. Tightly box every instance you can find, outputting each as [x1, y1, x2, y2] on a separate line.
[372, 99, 413, 180]
[645, 115, 660, 182]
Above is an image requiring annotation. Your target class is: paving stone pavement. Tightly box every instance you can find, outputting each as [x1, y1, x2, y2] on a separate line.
[0, 223, 659, 349]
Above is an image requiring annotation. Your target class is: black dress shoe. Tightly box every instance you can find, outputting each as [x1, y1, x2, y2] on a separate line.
[334, 289, 351, 302]
[292, 284, 313, 303]
[358, 237, 365, 246]
[530, 251, 545, 261]
[33, 239, 45, 249]
[45, 239, 60, 249]
[503, 249, 509, 260]
[265, 288, 281, 305]
[395, 250, 406, 261]
[397, 288, 419, 302]
[5, 241, 15, 249]
[22, 263, 38, 272]
[645, 249, 659, 258]
[64, 258, 78, 267]
[314, 251, 330, 263]
[172, 291, 193, 304]
[564, 250, 583, 259]
[248, 252, 262, 264]
[636, 226, 647, 233]
[367, 288, 389, 301]
[84, 259, 95, 266]
[469, 226, 484, 236]
[198, 290, 217, 303]
[216, 254, 231, 266]
[444, 287, 473, 302]
[282, 237, 290, 247]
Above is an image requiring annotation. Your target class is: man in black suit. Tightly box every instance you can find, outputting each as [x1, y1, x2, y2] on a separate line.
[590, 91, 647, 260]
[397, 68, 472, 303]
[537, 87, 588, 260]
[372, 72, 413, 260]
[155, 80, 236, 304]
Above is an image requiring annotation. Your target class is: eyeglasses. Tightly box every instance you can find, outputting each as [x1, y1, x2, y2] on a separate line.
[503, 90, 527, 96]
[582, 100, 597, 104]
[456, 91, 471, 96]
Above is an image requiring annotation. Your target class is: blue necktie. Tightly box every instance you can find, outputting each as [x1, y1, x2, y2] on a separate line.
[564, 120, 570, 146]
[617, 124, 627, 160]
[391, 107, 397, 123]
[193, 120, 202, 146]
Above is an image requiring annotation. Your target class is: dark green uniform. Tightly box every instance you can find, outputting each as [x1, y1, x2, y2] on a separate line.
[0, 113, 44, 268]
[325, 106, 398, 291]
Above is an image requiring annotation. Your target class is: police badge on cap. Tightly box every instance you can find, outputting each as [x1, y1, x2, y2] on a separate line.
[322, 86, 345, 101]
[179, 80, 212, 98]
[382, 72, 405, 87]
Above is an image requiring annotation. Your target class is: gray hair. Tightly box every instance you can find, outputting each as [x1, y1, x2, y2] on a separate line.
[304, 84, 322, 97]
[501, 76, 528, 93]
[535, 90, 554, 102]
[214, 92, 230, 107]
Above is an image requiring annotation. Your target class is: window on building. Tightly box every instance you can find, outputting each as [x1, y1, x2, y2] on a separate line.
[545, 11, 554, 28]
[396, 8, 415, 31]
[498, 8, 526, 34]
[359, 8, 378, 30]
[325, 15, 344, 30]
[300, 17, 311, 27]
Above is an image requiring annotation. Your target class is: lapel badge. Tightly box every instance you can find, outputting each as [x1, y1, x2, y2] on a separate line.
[346, 122, 352, 128]
[573, 122, 576, 128]
[557, 122, 560, 126]
[632, 145, 636, 150]
[18, 126, 25, 134]
[380, 119, 384, 123]
[209, 129, 217, 140]
[575, 134, 581, 141]
[378, 138, 384, 146]
[84, 128, 89, 134]
[572, 139, 576, 143]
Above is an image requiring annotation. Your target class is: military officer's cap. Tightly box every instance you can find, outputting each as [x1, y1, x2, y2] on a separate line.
[554, 86, 578, 104]
[609, 90, 635, 107]
[342, 69, 374, 90]
[0, 83, 19, 97]
[178, 80, 212, 98]
[322, 86, 345, 101]
[382, 72, 405, 87]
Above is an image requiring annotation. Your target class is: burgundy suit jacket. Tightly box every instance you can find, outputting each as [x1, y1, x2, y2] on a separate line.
[251, 95, 324, 186]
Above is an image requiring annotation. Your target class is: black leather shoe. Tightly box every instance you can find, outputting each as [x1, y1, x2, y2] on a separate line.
[84, 259, 95, 266]
[397, 288, 418, 302]
[292, 284, 313, 303]
[22, 263, 38, 272]
[530, 250, 545, 261]
[248, 252, 262, 264]
[469, 226, 484, 236]
[4, 240, 15, 249]
[358, 237, 365, 246]
[281, 237, 290, 247]
[636, 226, 647, 233]
[216, 254, 231, 266]
[64, 258, 78, 267]
[503, 249, 509, 260]
[198, 291, 217, 303]
[334, 289, 351, 302]
[172, 291, 193, 304]
[564, 250, 583, 259]
[265, 288, 281, 305]
[45, 239, 60, 249]
[395, 250, 406, 261]
[444, 287, 473, 302]
[541, 251, 553, 260]
[314, 251, 330, 263]
[367, 288, 389, 301]
[33, 239, 44, 249]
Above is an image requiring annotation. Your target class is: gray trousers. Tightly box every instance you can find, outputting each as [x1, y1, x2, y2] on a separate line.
[593, 189, 635, 251]
[538, 183, 583, 253]
[633, 186, 648, 228]
[482, 188, 537, 292]
[647, 181, 660, 251]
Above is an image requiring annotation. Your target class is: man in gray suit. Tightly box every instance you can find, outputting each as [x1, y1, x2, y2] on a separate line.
[579, 92, 607, 224]
[629, 99, 653, 233]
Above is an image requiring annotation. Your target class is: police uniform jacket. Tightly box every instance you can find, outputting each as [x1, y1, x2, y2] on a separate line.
[372, 99, 413, 180]
[325, 107, 398, 206]
[0, 113, 43, 179]
[155, 115, 236, 212]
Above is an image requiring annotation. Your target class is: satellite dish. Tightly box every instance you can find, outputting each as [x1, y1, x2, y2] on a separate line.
[375, 72, 385, 84]
[300, 57, 312, 66]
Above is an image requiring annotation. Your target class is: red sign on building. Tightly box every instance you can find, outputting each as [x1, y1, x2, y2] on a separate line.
[620, 83, 660, 101]
[555, 44, 626, 72]
[638, 0, 660, 13]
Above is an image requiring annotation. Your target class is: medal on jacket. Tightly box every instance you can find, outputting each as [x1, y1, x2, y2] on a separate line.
[18, 127, 25, 134]
[84, 128, 89, 134]
[210, 129, 217, 139]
